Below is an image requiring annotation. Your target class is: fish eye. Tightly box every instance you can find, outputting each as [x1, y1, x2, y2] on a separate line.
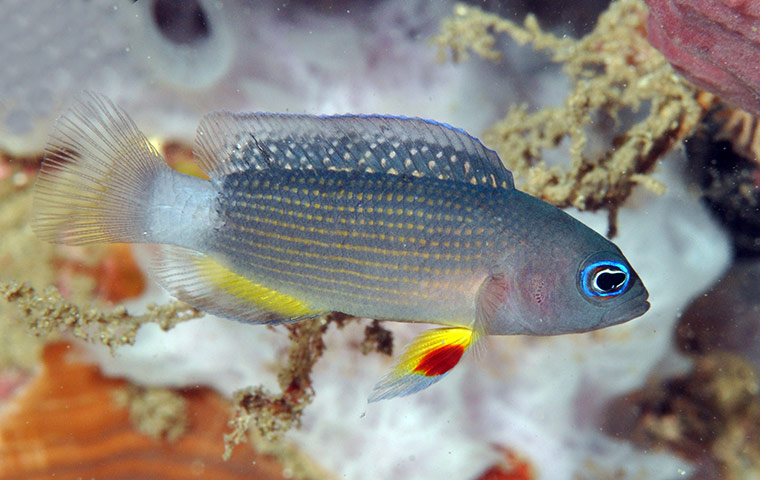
[580, 261, 630, 298]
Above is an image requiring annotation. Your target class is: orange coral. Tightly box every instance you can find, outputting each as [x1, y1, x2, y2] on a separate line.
[0, 342, 289, 480]
[53, 244, 146, 303]
[93, 244, 147, 303]
[162, 140, 210, 179]
[476, 448, 534, 480]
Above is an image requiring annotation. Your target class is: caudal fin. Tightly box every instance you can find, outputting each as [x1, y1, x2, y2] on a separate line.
[32, 92, 170, 245]
[368, 326, 481, 402]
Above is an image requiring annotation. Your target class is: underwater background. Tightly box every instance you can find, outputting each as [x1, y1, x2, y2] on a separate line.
[0, 0, 758, 478]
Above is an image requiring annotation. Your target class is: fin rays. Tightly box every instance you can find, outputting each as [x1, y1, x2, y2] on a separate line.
[368, 326, 480, 402]
[32, 92, 170, 245]
[152, 245, 324, 325]
[194, 112, 514, 189]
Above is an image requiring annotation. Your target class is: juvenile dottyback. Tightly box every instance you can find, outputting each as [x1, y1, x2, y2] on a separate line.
[32, 93, 650, 401]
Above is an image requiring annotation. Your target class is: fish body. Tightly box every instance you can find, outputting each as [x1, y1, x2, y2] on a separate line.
[214, 169, 492, 326]
[32, 94, 650, 401]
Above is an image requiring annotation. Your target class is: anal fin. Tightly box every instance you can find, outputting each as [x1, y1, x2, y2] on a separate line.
[152, 245, 324, 324]
[368, 326, 480, 402]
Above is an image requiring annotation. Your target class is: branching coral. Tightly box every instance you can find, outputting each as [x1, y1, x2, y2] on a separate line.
[360, 319, 394, 356]
[0, 152, 160, 364]
[432, 0, 706, 235]
[223, 319, 328, 454]
[223, 313, 352, 457]
[223, 313, 375, 478]
[0, 154, 54, 369]
[0, 281, 203, 351]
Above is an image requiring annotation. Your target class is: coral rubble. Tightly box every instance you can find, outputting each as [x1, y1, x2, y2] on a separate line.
[113, 385, 188, 442]
[607, 353, 760, 479]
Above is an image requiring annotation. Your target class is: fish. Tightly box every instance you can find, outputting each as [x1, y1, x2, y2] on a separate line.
[31, 93, 650, 402]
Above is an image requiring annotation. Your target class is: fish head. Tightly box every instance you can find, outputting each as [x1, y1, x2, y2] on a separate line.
[490, 247, 649, 336]
[486, 205, 650, 336]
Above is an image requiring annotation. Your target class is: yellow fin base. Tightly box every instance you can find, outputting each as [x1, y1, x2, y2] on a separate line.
[152, 245, 322, 324]
[194, 255, 316, 319]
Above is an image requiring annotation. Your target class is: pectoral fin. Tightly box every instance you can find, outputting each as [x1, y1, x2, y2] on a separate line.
[368, 326, 480, 402]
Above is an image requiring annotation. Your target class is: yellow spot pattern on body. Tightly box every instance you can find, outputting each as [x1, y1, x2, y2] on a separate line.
[223, 220, 458, 276]
[217, 240, 440, 306]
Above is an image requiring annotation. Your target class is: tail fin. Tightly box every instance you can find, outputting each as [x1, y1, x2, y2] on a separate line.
[368, 326, 480, 402]
[32, 92, 170, 245]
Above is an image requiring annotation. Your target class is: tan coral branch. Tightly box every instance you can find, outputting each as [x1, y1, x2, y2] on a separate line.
[433, 0, 707, 235]
[0, 281, 203, 351]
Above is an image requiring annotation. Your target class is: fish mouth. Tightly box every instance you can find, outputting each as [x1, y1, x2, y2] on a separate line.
[601, 288, 650, 327]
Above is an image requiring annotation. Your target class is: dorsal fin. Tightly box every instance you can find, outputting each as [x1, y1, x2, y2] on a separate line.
[194, 112, 514, 189]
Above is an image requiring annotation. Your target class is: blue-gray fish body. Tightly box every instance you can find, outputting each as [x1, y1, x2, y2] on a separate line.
[216, 168, 501, 325]
[31, 94, 650, 400]
[211, 167, 637, 335]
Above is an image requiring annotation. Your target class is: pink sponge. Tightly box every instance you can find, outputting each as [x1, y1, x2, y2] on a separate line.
[645, 0, 760, 115]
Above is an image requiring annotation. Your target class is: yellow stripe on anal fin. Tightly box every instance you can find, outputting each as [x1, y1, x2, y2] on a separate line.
[368, 326, 479, 402]
[193, 255, 316, 319]
[152, 245, 322, 324]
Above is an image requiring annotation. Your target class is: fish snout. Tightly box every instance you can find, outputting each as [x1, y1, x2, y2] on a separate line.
[600, 287, 650, 327]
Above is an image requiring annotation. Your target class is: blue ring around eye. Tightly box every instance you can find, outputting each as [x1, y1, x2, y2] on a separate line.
[581, 261, 630, 297]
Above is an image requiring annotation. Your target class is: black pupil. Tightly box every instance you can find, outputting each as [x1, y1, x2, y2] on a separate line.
[595, 269, 626, 292]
